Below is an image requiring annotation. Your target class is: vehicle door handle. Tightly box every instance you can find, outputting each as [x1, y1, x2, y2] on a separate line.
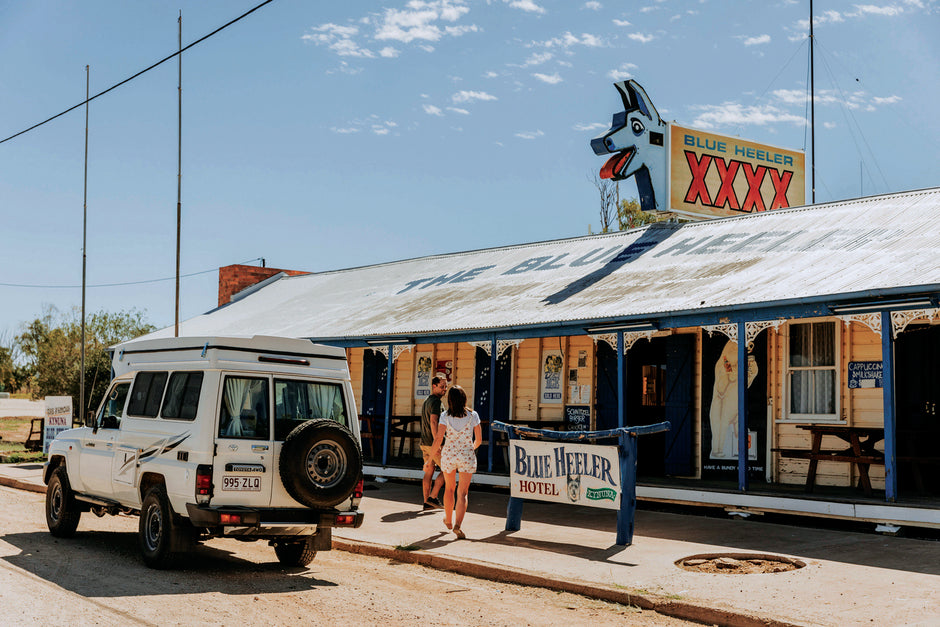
[106, 442, 114, 448]
[86, 443, 95, 448]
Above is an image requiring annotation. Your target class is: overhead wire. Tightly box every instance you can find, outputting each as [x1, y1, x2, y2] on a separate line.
[0, 0, 275, 146]
[0, 258, 263, 290]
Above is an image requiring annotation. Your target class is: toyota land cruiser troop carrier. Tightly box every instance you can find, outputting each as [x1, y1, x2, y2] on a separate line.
[44, 335, 364, 569]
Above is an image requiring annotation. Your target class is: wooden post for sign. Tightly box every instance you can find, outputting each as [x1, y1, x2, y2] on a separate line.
[495, 420, 668, 546]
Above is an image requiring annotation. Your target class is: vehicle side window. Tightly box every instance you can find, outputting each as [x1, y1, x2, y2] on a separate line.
[127, 372, 168, 418]
[219, 376, 270, 439]
[161, 372, 203, 421]
[97, 382, 130, 429]
[273, 379, 348, 441]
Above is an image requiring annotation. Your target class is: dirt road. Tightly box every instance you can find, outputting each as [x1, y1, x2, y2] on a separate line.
[0, 486, 692, 626]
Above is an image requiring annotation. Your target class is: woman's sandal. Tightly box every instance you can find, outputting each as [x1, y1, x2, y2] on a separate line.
[453, 526, 466, 539]
[443, 518, 453, 530]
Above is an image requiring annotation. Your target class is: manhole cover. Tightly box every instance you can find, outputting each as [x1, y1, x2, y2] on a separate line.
[676, 553, 805, 574]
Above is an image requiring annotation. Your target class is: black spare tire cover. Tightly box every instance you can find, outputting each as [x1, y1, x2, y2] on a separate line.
[279, 419, 362, 509]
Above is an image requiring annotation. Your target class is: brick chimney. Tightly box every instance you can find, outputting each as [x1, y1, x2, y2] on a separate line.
[218, 264, 309, 306]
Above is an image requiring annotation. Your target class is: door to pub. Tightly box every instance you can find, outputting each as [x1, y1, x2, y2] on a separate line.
[895, 324, 940, 497]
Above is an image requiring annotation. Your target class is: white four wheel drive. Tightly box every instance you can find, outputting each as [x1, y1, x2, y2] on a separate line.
[44, 335, 365, 569]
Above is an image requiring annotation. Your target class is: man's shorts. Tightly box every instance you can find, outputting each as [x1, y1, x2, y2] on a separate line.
[420, 444, 441, 468]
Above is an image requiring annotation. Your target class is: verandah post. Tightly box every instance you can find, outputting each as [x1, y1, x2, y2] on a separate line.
[504, 425, 523, 531]
[382, 345, 394, 467]
[737, 322, 749, 492]
[881, 310, 897, 502]
[616, 430, 638, 545]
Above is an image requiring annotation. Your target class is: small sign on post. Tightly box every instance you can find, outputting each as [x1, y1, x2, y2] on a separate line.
[43, 396, 73, 454]
[563, 405, 590, 431]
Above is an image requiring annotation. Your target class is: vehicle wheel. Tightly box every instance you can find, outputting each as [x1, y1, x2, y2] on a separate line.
[139, 486, 188, 569]
[46, 466, 81, 537]
[279, 419, 362, 508]
[273, 537, 317, 567]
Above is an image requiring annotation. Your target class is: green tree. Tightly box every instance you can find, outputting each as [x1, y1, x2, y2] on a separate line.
[617, 197, 664, 230]
[16, 306, 155, 421]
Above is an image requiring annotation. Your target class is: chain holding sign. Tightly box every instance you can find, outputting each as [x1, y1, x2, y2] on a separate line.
[492, 419, 669, 546]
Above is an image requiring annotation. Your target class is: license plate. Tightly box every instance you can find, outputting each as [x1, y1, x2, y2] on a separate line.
[221, 476, 262, 491]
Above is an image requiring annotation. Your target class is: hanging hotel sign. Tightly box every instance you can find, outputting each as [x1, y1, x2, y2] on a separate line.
[509, 439, 621, 510]
[591, 79, 806, 221]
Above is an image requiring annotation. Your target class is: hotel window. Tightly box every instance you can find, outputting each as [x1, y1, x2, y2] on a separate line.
[787, 321, 838, 420]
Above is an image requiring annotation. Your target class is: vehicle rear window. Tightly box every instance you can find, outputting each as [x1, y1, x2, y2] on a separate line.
[219, 376, 270, 440]
[274, 379, 347, 440]
[127, 372, 168, 418]
[161, 372, 203, 421]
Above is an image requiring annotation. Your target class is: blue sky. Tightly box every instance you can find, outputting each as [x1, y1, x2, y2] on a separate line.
[1, 0, 937, 338]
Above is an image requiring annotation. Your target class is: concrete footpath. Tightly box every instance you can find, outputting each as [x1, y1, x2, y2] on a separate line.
[1, 463, 937, 627]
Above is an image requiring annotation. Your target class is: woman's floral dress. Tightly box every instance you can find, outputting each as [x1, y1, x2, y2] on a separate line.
[439, 410, 480, 474]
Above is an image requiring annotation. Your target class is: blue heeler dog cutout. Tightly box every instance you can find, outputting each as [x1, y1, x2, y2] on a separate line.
[590, 80, 667, 213]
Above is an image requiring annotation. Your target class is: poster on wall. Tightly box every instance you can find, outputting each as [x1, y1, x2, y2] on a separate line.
[415, 352, 432, 399]
[701, 333, 767, 479]
[540, 349, 564, 404]
[435, 359, 453, 383]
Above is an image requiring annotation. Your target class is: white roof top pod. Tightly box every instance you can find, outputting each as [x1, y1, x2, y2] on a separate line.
[111, 335, 348, 378]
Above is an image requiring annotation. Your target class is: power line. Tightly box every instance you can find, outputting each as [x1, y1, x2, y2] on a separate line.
[0, 0, 275, 146]
[0, 258, 262, 290]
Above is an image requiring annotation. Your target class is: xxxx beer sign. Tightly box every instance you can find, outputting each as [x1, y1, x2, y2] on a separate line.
[670, 125, 805, 219]
[592, 80, 806, 220]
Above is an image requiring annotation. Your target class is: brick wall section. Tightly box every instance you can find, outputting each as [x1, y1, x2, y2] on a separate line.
[218, 264, 308, 306]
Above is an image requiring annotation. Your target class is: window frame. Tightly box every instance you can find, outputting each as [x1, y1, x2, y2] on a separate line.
[218, 375, 271, 440]
[784, 319, 842, 423]
[273, 378, 350, 441]
[160, 371, 204, 422]
[127, 371, 169, 418]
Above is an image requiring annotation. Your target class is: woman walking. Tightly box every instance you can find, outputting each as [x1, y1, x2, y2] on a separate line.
[430, 384, 482, 539]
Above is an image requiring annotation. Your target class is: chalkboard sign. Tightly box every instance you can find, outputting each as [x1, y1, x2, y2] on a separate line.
[848, 361, 883, 389]
[564, 405, 591, 431]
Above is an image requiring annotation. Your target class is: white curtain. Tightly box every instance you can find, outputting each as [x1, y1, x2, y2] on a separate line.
[223, 378, 251, 436]
[308, 383, 346, 425]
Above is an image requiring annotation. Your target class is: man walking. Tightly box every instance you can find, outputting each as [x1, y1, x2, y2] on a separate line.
[420, 376, 446, 510]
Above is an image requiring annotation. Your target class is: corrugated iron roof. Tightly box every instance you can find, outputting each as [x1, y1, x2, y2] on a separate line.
[150, 188, 940, 341]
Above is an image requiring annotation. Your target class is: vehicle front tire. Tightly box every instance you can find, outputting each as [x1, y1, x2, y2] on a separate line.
[46, 466, 81, 538]
[273, 537, 317, 567]
[139, 486, 190, 569]
[279, 419, 362, 509]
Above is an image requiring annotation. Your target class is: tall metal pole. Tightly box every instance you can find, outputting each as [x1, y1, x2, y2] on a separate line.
[175, 11, 182, 336]
[810, 0, 815, 204]
[80, 65, 89, 426]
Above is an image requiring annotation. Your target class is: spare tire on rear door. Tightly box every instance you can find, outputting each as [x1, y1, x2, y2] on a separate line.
[279, 419, 362, 508]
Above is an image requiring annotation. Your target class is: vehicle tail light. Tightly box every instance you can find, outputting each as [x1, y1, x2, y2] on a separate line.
[195, 464, 213, 504]
[353, 478, 364, 500]
[220, 513, 242, 524]
[334, 513, 357, 526]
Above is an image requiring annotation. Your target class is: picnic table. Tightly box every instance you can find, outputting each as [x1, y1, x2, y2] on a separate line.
[773, 424, 884, 496]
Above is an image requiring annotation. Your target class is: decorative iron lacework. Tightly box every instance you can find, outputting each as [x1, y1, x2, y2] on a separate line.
[369, 346, 388, 359]
[703, 323, 738, 343]
[891, 308, 940, 338]
[393, 344, 413, 362]
[622, 330, 654, 353]
[468, 339, 521, 357]
[589, 333, 617, 352]
[839, 313, 882, 337]
[745, 320, 786, 350]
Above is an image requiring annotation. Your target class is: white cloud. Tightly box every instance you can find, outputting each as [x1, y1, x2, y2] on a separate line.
[855, 4, 903, 16]
[370, 2, 478, 45]
[533, 72, 563, 84]
[536, 31, 604, 48]
[515, 129, 545, 139]
[505, 0, 546, 14]
[452, 90, 498, 103]
[372, 126, 390, 135]
[584, 1, 602, 10]
[613, 18, 631, 26]
[574, 122, 608, 131]
[608, 62, 637, 80]
[331, 127, 360, 134]
[743, 34, 771, 46]
[689, 103, 806, 129]
[873, 95, 902, 105]
[423, 104, 444, 116]
[303, 23, 376, 58]
[484, 71, 500, 78]
[379, 46, 400, 58]
[447, 106, 470, 115]
[521, 52, 553, 66]
[628, 32, 655, 43]
[823, 122, 837, 129]
[771, 88, 901, 111]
